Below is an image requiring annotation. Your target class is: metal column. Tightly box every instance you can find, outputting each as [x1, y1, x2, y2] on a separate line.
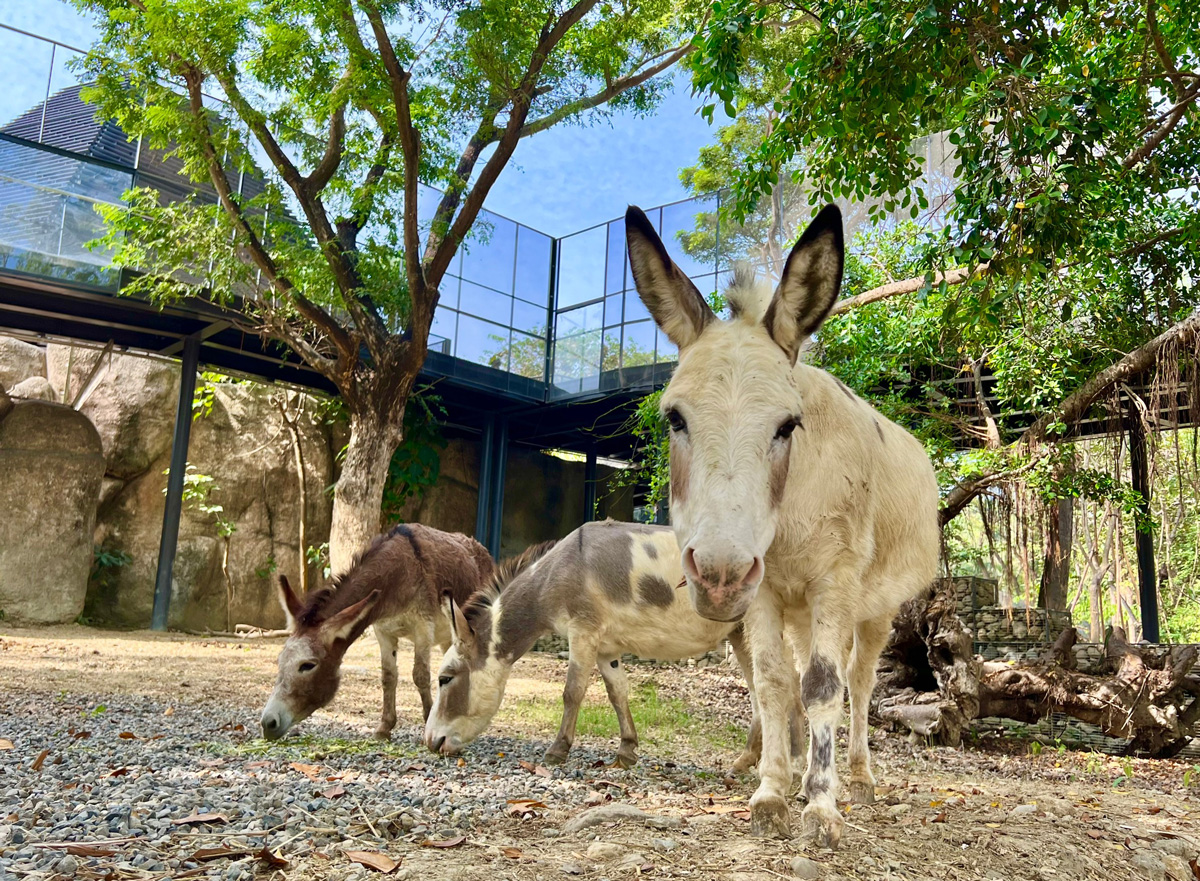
[475, 416, 495, 546]
[583, 449, 598, 522]
[1127, 399, 1159, 643]
[150, 335, 200, 631]
[486, 417, 509, 558]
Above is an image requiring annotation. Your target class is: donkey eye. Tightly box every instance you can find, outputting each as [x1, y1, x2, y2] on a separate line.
[298, 661, 317, 674]
[665, 409, 687, 434]
[774, 417, 800, 441]
[438, 675, 453, 687]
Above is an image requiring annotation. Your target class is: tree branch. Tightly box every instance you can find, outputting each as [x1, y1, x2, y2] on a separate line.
[305, 70, 352, 193]
[1122, 82, 1199, 169]
[830, 264, 989, 317]
[517, 40, 695, 139]
[178, 69, 354, 371]
[423, 0, 601, 291]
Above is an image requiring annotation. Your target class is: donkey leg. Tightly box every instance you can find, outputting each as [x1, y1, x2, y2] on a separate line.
[798, 602, 854, 850]
[744, 596, 796, 839]
[846, 613, 891, 804]
[728, 628, 763, 774]
[785, 631, 809, 780]
[544, 637, 598, 766]
[374, 628, 400, 740]
[597, 657, 639, 768]
[411, 627, 435, 724]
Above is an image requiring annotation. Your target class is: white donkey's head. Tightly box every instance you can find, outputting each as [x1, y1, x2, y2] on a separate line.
[625, 204, 844, 621]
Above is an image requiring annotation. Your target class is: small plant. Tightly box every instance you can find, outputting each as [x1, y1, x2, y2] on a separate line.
[255, 556, 278, 580]
[1085, 752, 1104, 775]
[1183, 764, 1198, 788]
[83, 704, 107, 718]
[307, 543, 331, 580]
[1029, 741, 1043, 756]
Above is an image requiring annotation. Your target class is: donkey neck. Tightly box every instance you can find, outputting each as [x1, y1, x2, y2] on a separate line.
[490, 571, 554, 662]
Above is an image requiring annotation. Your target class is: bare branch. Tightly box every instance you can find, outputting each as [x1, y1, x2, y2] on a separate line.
[305, 68, 353, 193]
[518, 40, 694, 139]
[1122, 82, 1199, 169]
[830, 264, 989, 316]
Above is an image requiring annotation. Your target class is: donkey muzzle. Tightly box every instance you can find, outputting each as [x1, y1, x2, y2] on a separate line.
[260, 705, 292, 741]
[682, 545, 763, 621]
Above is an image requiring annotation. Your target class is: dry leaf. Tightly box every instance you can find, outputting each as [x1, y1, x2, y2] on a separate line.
[345, 850, 399, 873]
[31, 749, 50, 771]
[456, 757, 466, 767]
[172, 813, 230, 826]
[289, 762, 323, 780]
[1087, 830, 1104, 840]
[639, 864, 655, 874]
[0, 739, 13, 750]
[118, 732, 138, 740]
[245, 761, 272, 769]
[507, 799, 548, 818]
[257, 847, 289, 869]
[72, 730, 92, 740]
[65, 844, 118, 857]
[322, 784, 346, 799]
[102, 767, 130, 779]
[422, 835, 466, 849]
[163, 707, 175, 716]
[1187, 858, 1200, 880]
[502, 847, 522, 860]
[932, 812, 948, 824]
[191, 847, 249, 862]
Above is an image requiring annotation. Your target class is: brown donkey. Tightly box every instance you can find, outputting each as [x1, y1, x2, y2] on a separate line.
[260, 524, 494, 741]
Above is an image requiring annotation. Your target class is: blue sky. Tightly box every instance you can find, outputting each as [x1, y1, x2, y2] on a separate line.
[0, 1, 717, 236]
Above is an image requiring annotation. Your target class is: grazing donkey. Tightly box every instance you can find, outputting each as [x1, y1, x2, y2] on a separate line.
[260, 524, 494, 741]
[625, 205, 939, 846]
[423, 519, 804, 771]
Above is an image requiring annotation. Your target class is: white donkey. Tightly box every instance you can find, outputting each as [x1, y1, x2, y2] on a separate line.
[625, 205, 939, 846]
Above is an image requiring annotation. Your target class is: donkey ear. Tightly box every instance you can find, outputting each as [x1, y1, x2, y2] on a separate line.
[277, 575, 304, 630]
[446, 594, 473, 643]
[321, 589, 381, 644]
[625, 206, 715, 351]
[763, 204, 844, 364]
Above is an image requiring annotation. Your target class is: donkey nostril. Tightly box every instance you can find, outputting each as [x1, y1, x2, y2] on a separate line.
[682, 546, 701, 582]
[433, 735, 447, 754]
[741, 556, 764, 587]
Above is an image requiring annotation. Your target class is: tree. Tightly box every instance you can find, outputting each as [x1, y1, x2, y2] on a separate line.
[79, 0, 706, 569]
[688, 0, 1200, 526]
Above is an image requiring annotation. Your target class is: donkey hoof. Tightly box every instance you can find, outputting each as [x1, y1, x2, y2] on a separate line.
[373, 727, 393, 742]
[542, 749, 568, 766]
[801, 804, 843, 850]
[730, 751, 758, 775]
[749, 795, 792, 839]
[614, 750, 638, 769]
[848, 780, 875, 805]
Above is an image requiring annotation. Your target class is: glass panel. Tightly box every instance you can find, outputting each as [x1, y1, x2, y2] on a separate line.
[455, 313, 510, 368]
[553, 334, 584, 392]
[461, 209, 516, 294]
[604, 293, 623, 327]
[601, 329, 621, 372]
[576, 329, 602, 381]
[622, 321, 657, 369]
[623, 289, 650, 324]
[458, 279, 512, 326]
[555, 224, 605, 308]
[437, 273, 461, 310]
[555, 301, 602, 339]
[0, 30, 53, 142]
[605, 218, 626, 294]
[655, 327, 678, 365]
[47, 47, 84, 103]
[428, 306, 456, 357]
[514, 225, 552, 306]
[511, 297, 547, 336]
[661, 198, 715, 278]
[507, 331, 545, 380]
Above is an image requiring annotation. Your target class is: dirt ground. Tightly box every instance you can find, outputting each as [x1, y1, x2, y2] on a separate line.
[2, 624, 1199, 881]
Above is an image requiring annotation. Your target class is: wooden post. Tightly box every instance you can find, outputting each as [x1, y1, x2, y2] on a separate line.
[1126, 397, 1159, 643]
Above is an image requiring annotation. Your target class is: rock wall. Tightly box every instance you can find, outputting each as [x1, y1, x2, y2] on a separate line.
[0, 397, 105, 623]
[0, 335, 637, 631]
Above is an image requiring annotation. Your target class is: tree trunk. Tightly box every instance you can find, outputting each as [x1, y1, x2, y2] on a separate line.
[875, 581, 1200, 757]
[329, 410, 401, 575]
[277, 396, 310, 594]
[1039, 493, 1074, 610]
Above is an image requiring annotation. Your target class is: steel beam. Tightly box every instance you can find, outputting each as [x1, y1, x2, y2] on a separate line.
[151, 335, 200, 631]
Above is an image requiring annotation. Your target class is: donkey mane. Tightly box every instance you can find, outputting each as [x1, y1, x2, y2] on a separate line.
[295, 524, 413, 627]
[725, 263, 771, 323]
[463, 539, 557, 617]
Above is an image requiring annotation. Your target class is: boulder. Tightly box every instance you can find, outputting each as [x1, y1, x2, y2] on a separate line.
[47, 344, 180, 480]
[0, 336, 47, 391]
[0, 399, 105, 623]
[9, 376, 57, 402]
[89, 381, 334, 630]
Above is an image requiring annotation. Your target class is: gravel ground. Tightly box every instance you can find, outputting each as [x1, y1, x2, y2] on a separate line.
[3, 626, 1200, 881]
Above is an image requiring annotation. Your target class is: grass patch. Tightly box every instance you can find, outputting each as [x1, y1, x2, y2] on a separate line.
[201, 733, 423, 761]
[496, 681, 748, 755]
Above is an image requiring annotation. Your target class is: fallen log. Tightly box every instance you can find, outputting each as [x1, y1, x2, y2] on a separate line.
[874, 583, 1200, 757]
